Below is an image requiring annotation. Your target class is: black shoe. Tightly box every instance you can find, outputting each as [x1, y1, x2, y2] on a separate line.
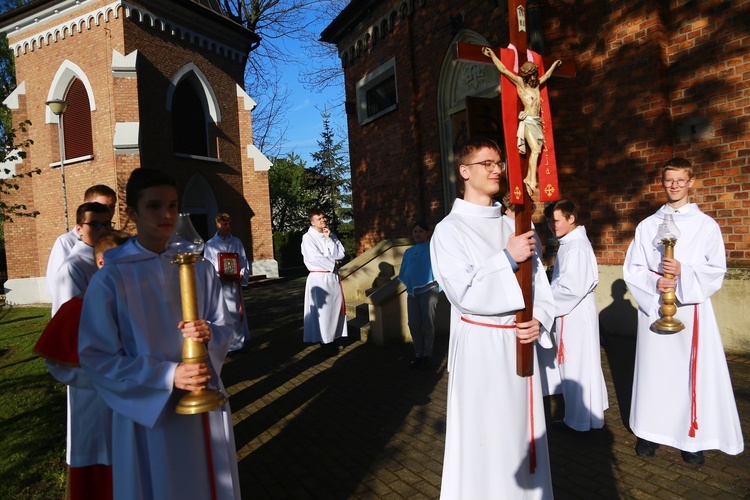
[419, 356, 433, 370]
[635, 438, 659, 457]
[409, 357, 423, 369]
[681, 450, 704, 465]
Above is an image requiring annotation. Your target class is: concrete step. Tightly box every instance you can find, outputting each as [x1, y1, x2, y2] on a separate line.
[245, 276, 286, 289]
[346, 317, 370, 343]
[345, 299, 369, 321]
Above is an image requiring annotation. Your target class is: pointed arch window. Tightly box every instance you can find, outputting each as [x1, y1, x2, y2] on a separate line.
[63, 78, 94, 160]
[172, 78, 210, 157]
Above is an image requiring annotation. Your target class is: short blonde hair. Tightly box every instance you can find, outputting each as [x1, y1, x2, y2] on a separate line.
[662, 157, 694, 179]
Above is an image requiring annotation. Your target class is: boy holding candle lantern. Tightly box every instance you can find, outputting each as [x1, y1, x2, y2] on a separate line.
[623, 157, 743, 465]
[78, 169, 241, 499]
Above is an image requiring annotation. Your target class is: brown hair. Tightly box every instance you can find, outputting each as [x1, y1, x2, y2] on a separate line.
[454, 137, 503, 196]
[94, 229, 131, 262]
[75, 202, 110, 225]
[84, 184, 117, 202]
[215, 212, 231, 223]
[545, 199, 577, 225]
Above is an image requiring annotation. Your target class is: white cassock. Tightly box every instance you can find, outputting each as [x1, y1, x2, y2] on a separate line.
[623, 204, 743, 455]
[51, 239, 96, 315]
[204, 233, 251, 351]
[503, 216, 561, 397]
[46, 228, 79, 297]
[431, 198, 555, 500]
[549, 225, 608, 431]
[47, 239, 112, 467]
[301, 226, 348, 344]
[79, 238, 241, 500]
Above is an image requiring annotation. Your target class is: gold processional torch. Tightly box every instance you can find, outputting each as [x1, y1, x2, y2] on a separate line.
[170, 213, 227, 414]
[650, 213, 685, 334]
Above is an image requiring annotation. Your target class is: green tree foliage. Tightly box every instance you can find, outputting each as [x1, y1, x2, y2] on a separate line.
[0, 120, 37, 227]
[268, 152, 313, 234]
[268, 110, 354, 265]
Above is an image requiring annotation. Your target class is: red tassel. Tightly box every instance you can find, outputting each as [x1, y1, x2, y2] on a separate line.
[689, 305, 699, 438]
[529, 376, 537, 474]
[557, 316, 565, 364]
[203, 413, 218, 500]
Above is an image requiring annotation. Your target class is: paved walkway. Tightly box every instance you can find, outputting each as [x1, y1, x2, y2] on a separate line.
[223, 279, 749, 499]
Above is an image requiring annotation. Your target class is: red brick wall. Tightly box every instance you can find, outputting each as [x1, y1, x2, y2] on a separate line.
[4, 3, 126, 278]
[334, 0, 750, 265]
[2, 0, 272, 279]
[341, 1, 507, 253]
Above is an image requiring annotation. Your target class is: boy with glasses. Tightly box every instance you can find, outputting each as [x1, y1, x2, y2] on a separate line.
[430, 137, 555, 498]
[46, 184, 117, 298]
[624, 157, 743, 464]
[51, 202, 113, 314]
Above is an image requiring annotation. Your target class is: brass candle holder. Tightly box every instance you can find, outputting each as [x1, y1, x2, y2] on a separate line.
[171, 213, 227, 415]
[651, 214, 685, 334]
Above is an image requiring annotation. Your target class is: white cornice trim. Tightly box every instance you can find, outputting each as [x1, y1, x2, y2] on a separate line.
[3, 80, 26, 110]
[5, 1, 246, 62]
[237, 84, 257, 111]
[247, 144, 272, 171]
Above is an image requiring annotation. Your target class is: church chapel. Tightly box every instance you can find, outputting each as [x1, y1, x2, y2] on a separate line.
[0, 0, 277, 304]
[322, 0, 749, 350]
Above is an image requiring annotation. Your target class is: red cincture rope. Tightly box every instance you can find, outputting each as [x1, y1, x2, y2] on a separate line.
[529, 376, 536, 474]
[202, 413, 218, 500]
[460, 317, 515, 329]
[689, 304, 699, 438]
[557, 316, 566, 364]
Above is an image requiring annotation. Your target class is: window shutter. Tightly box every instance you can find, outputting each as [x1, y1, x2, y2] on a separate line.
[63, 78, 94, 159]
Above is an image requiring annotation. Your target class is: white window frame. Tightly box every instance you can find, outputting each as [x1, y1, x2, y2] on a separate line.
[356, 57, 398, 125]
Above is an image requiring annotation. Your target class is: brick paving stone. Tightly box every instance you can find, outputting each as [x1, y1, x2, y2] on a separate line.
[388, 479, 419, 498]
[227, 280, 750, 499]
[362, 478, 394, 497]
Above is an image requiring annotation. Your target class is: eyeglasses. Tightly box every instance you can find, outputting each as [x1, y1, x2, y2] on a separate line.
[82, 221, 114, 230]
[662, 179, 690, 188]
[464, 159, 506, 172]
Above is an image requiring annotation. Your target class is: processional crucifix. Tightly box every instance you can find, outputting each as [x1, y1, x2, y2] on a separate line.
[453, 0, 574, 376]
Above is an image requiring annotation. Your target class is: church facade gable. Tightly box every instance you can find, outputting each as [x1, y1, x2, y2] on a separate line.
[0, 0, 276, 304]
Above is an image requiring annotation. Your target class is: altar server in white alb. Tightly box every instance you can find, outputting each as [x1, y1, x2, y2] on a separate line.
[79, 169, 241, 499]
[301, 208, 348, 349]
[46, 184, 117, 298]
[545, 199, 608, 431]
[430, 138, 555, 499]
[204, 212, 251, 352]
[624, 157, 743, 465]
[51, 202, 114, 315]
[37, 230, 130, 499]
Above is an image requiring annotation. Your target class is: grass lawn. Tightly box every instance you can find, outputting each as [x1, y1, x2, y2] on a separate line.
[0, 305, 67, 499]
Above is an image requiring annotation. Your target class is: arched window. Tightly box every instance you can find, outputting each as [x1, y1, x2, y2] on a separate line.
[62, 78, 93, 160]
[172, 78, 209, 157]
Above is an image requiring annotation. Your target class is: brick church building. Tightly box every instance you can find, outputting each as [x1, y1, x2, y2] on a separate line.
[322, 0, 749, 349]
[0, 0, 277, 304]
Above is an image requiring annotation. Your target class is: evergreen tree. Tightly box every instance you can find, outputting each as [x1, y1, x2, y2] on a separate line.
[309, 110, 351, 236]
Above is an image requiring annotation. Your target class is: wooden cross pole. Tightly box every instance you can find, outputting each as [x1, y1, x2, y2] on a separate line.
[452, 0, 572, 377]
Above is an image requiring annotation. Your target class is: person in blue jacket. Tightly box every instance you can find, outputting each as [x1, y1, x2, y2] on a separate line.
[398, 220, 440, 369]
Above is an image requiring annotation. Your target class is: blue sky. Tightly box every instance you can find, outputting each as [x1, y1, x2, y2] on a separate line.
[269, 18, 349, 169]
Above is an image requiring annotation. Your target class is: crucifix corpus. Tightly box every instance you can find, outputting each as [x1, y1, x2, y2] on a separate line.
[452, 0, 574, 377]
